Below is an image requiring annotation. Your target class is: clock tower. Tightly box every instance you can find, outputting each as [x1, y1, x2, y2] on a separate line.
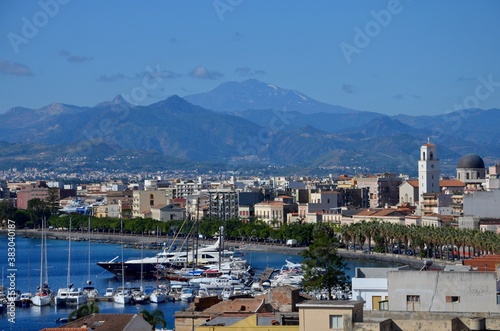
[418, 138, 440, 200]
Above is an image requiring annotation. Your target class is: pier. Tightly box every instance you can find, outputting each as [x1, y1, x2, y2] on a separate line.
[259, 267, 275, 285]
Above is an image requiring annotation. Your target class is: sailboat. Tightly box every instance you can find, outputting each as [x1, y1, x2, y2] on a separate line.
[31, 218, 52, 306]
[55, 216, 88, 306]
[130, 241, 149, 304]
[83, 217, 99, 300]
[113, 219, 132, 305]
[149, 253, 168, 303]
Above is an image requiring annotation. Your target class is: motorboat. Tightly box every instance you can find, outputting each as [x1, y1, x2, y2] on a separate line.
[103, 287, 115, 298]
[179, 287, 195, 301]
[82, 285, 100, 300]
[54, 286, 88, 306]
[113, 287, 132, 305]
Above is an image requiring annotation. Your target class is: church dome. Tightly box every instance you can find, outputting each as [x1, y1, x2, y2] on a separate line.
[457, 154, 485, 169]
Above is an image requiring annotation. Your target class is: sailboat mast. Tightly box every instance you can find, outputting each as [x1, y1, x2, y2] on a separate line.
[67, 217, 72, 287]
[39, 217, 44, 290]
[43, 218, 48, 286]
[195, 197, 200, 269]
[121, 219, 125, 291]
[88, 216, 91, 284]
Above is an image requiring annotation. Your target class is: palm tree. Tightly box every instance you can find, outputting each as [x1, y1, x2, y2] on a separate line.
[338, 224, 351, 249]
[68, 302, 99, 321]
[365, 220, 380, 253]
[140, 308, 167, 329]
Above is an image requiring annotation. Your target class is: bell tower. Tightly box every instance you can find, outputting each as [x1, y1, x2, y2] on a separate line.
[418, 138, 440, 200]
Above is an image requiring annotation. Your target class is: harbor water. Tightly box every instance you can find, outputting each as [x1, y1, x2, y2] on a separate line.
[0, 235, 395, 331]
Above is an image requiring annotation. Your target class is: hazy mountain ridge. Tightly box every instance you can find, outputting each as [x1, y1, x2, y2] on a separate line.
[0, 80, 498, 175]
[184, 79, 359, 114]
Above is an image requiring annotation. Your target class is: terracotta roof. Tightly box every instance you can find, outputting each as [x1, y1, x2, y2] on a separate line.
[407, 180, 419, 187]
[440, 179, 465, 187]
[354, 210, 377, 217]
[51, 313, 147, 331]
[354, 209, 404, 218]
[403, 179, 465, 188]
[463, 255, 500, 272]
[204, 298, 265, 313]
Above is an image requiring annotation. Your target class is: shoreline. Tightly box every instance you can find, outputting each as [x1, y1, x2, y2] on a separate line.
[7, 228, 454, 270]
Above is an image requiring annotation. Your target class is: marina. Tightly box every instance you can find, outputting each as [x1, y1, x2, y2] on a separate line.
[0, 234, 399, 330]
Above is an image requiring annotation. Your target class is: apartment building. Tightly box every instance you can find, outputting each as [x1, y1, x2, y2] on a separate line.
[356, 174, 402, 209]
[208, 189, 238, 221]
[132, 189, 170, 218]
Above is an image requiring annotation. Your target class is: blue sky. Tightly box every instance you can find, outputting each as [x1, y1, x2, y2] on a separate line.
[1, 0, 499, 115]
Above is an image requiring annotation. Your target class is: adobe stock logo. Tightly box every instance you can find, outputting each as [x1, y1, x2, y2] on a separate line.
[340, 0, 405, 64]
[7, 0, 70, 54]
[213, 0, 243, 22]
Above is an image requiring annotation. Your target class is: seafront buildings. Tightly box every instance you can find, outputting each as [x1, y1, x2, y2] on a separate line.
[3, 141, 499, 233]
[1, 141, 500, 330]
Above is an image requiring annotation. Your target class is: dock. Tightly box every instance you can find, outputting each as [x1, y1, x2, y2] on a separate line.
[259, 267, 275, 285]
[87, 297, 114, 302]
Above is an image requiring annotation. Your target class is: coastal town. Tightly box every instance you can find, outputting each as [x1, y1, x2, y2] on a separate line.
[0, 141, 500, 330]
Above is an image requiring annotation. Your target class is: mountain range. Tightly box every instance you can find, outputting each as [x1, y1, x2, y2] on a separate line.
[1, 79, 498, 176]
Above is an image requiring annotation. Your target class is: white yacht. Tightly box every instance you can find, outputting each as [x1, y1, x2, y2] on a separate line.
[149, 286, 168, 303]
[113, 287, 132, 305]
[55, 286, 87, 306]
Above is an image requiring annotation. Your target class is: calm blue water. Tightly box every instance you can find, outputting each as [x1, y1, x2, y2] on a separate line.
[0, 235, 392, 331]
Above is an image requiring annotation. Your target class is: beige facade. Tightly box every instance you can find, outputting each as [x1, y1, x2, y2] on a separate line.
[399, 180, 418, 206]
[132, 189, 170, 218]
[255, 200, 297, 227]
[356, 174, 402, 209]
[297, 300, 364, 331]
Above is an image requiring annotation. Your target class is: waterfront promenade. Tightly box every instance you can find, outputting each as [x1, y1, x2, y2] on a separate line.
[10, 228, 455, 270]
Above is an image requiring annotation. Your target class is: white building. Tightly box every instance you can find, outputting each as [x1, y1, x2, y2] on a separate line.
[351, 267, 409, 311]
[388, 269, 500, 313]
[151, 204, 185, 222]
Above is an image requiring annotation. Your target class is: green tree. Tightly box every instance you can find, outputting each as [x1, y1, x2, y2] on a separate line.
[140, 308, 167, 329]
[46, 187, 60, 215]
[0, 200, 16, 224]
[68, 302, 99, 321]
[301, 224, 350, 300]
[27, 198, 50, 228]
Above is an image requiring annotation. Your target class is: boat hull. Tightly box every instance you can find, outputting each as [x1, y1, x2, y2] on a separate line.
[31, 294, 52, 306]
[97, 262, 158, 279]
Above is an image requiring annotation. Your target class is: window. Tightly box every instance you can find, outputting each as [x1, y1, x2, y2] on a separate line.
[406, 295, 420, 303]
[446, 296, 460, 303]
[329, 315, 343, 329]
